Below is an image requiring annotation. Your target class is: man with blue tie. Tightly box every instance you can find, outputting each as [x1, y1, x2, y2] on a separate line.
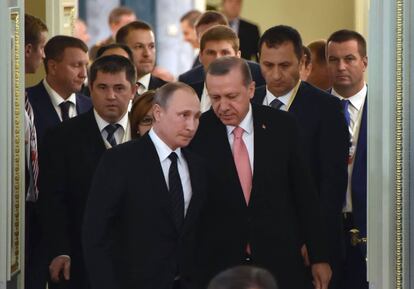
[326, 29, 368, 289]
[252, 25, 349, 289]
[27, 35, 92, 149]
[38, 55, 137, 289]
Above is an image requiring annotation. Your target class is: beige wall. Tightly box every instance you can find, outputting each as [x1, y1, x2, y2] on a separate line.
[241, 0, 356, 45]
[208, 0, 369, 45]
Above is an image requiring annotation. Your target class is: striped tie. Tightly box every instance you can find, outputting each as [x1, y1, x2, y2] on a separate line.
[25, 96, 39, 201]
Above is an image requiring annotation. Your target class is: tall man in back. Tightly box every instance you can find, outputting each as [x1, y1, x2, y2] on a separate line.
[27, 35, 92, 148]
[190, 56, 331, 289]
[83, 82, 206, 289]
[116, 20, 167, 97]
[38, 55, 136, 289]
[252, 25, 349, 289]
[326, 29, 368, 289]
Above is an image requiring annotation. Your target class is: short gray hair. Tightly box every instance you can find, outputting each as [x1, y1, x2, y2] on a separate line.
[153, 82, 197, 108]
[206, 56, 252, 87]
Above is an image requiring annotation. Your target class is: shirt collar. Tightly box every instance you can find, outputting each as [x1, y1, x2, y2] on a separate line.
[226, 104, 253, 136]
[149, 128, 183, 163]
[265, 86, 292, 107]
[137, 73, 151, 90]
[43, 78, 77, 107]
[93, 109, 129, 133]
[331, 83, 367, 111]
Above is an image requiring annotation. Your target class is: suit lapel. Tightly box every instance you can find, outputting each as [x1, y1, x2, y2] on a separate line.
[37, 82, 61, 125]
[81, 110, 107, 167]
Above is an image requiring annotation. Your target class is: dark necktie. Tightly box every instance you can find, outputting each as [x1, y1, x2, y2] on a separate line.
[168, 152, 184, 230]
[269, 98, 284, 110]
[104, 124, 121, 147]
[341, 99, 351, 127]
[59, 101, 71, 121]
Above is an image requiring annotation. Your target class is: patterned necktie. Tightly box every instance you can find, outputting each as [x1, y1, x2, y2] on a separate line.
[168, 152, 185, 230]
[341, 99, 351, 127]
[269, 98, 284, 110]
[59, 101, 71, 121]
[104, 124, 121, 147]
[25, 96, 39, 201]
[232, 127, 252, 205]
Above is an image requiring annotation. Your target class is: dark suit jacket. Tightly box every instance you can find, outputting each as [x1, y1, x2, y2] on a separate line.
[178, 61, 265, 98]
[38, 110, 107, 289]
[238, 18, 260, 61]
[82, 134, 207, 289]
[190, 105, 328, 289]
[148, 74, 168, 90]
[350, 98, 367, 255]
[27, 80, 92, 147]
[253, 82, 349, 265]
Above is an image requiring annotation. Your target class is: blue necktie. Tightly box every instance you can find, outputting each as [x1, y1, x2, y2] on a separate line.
[341, 99, 351, 127]
[270, 98, 284, 110]
[104, 124, 121, 147]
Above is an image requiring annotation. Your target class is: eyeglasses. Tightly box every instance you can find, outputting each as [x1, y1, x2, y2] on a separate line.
[139, 116, 153, 126]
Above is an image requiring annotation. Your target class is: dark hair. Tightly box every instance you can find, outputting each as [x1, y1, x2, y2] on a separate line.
[195, 11, 228, 31]
[208, 266, 278, 289]
[116, 20, 153, 44]
[108, 6, 135, 25]
[89, 55, 137, 87]
[206, 56, 252, 87]
[307, 40, 327, 65]
[180, 9, 202, 27]
[25, 14, 48, 46]
[303, 45, 312, 67]
[130, 90, 155, 139]
[153, 82, 196, 109]
[259, 25, 303, 61]
[96, 43, 134, 61]
[200, 25, 239, 52]
[327, 29, 367, 57]
[44, 35, 88, 73]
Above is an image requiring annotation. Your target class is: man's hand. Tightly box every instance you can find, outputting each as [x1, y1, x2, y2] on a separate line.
[301, 244, 310, 266]
[311, 262, 332, 289]
[49, 255, 71, 282]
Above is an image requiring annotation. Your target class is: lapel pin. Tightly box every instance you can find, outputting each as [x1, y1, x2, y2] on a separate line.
[262, 124, 266, 130]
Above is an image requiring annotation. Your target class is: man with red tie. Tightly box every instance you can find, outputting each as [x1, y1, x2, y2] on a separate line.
[190, 56, 331, 289]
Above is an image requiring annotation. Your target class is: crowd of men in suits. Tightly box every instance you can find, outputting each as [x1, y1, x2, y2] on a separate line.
[23, 0, 368, 289]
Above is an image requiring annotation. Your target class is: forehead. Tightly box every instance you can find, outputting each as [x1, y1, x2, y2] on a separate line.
[165, 88, 199, 109]
[126, 29, 154, 43]
[260, 41, 298, 61]
[94, 70, 128, 84]
[327, 39, 360, 55]
[203, 40, 236, 51]
[206, 68, 244, 90]
[61, 47, 88, 60]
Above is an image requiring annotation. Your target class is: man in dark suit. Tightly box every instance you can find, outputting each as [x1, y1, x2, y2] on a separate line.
[252, 25, 349, 289]
[190, 56, 331, 289]
[221, 0, 260, 61]
[83, 82, 206, 289]
[38, 55, 137, 289]
[326, 29, 368, 289]
[179, 25, 264, 111]
[27, 35, 92, 148]
[116, 20, 167, 96]
[180, 9, 202, 68]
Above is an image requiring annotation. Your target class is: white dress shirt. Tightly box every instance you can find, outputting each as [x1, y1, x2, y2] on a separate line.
[149, 129, 192, 215]
[200, 84, 211, 113]
[262, 86, 294, 111]
[331, 84, 367, 213]
[137, 73, 151, 95]
[94, 110, 131, 148]
[226, 104, 254, 173]
[43, 79, 77, 120]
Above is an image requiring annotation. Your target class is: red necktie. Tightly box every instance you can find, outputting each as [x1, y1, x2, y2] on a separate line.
[232, 127, 252, 205]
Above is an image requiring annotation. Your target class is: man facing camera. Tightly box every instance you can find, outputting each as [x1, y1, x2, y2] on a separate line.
[38, 55, 136, 289]
[190, 56, 331, 289]
[83, 82, 206, 289]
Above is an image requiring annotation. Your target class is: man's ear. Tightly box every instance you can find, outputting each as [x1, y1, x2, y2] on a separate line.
[152, 103, 162, 122]
[25, 44, 32, 58]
